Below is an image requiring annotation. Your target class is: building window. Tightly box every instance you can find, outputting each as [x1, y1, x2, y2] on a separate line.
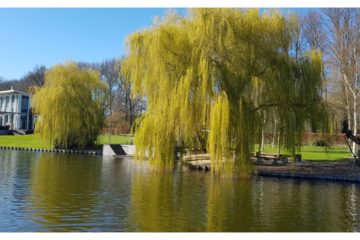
[21, 96, 29, 113]
[20, 115, 27, 129]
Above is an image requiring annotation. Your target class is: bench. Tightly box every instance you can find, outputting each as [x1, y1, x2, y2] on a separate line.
[252, 152, 289, 165]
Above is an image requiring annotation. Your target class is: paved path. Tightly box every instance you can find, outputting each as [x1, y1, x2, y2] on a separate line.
[183, 154, 360, 182]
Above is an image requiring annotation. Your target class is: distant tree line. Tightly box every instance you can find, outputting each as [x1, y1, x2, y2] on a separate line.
[0, 65, 46, 92]
[78, 59, 145, 133]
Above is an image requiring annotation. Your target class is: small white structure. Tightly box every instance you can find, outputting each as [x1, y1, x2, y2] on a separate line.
[121, 145, 135, 155]
[103, 144, 117, 156]
[103, 144, 135, 156]
[0, 87, 35, 130]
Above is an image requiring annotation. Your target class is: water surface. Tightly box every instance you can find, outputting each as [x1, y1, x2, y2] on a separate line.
[0, 150, 360, 232]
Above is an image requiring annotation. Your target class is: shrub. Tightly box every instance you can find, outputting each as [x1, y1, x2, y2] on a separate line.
[312, 139, 329, 147]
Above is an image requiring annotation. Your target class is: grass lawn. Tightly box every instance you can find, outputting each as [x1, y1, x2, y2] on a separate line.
[0, 134, 351, 160]
[96, 134, 133, 145]
[261, 145, 352, 161]
[0, 133, 52, 149]
[0, 134, 133, 149]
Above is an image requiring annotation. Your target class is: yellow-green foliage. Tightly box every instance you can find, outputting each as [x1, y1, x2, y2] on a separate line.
[32, 62, 107, 149]
[208, 92, 230, 173]
[123, 9, 325, 174]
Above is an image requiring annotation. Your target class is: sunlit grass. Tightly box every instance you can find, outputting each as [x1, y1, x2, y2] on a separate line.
[0, 133, 133, 149]
[258, 144, 351, 161]
[96, 134, 133, 145]
[0, 134, 351, 161]
[0, 133, 52, 149]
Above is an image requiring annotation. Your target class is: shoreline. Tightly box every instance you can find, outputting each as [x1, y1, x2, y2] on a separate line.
[0, 145, 102, 155]
[183, 154, 360, 183]
[2, 147, 360, 183]
[255, 160, 360, 183]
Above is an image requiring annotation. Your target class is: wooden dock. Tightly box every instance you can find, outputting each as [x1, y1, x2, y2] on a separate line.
[182, 154, 212, 171]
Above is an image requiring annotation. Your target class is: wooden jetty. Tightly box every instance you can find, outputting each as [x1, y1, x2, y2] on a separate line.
[182, 153, 212, 171]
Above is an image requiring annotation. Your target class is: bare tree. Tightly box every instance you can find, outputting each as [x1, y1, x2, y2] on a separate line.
[22, 65, 46, 87]
[114, 59, 145, 131]
[99, 59, 121, 116]
[78, 59, 145, 133]
[302, 11, 327, 51]
[323, 9, 360, 152]
[302, 11, 329, 132]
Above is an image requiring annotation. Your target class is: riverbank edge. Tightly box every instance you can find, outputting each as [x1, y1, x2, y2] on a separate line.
[182, 155, 360, 183]
[0, 145, 102, 155]
[185, 162, 360, 183]
[254, 170, 360, 183]
[3, 146, 360, 183]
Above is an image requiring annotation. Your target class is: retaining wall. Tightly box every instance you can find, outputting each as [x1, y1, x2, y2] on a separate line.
[0, 146, 102, 155]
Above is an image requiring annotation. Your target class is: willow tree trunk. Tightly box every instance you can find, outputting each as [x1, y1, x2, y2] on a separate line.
[277, 131, 281, 155]
[271, 110, 277, 149]
[260, 113, 266, 152]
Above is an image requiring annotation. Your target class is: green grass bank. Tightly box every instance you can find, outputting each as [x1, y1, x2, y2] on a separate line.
[260, 145, 351, 161]
[0, 134, 352, 161]
[0, 134, 133, 149]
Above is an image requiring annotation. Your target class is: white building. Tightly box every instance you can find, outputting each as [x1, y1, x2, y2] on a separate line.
[0, 88, 34, 130]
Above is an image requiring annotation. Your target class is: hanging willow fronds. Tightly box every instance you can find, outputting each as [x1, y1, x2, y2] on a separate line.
[32, 62, 107, 149]
[208, 92, 230, 173]
[122, 9, 326, 175]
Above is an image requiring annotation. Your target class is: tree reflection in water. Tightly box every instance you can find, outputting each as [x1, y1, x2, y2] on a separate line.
[0, 150, 358, 232]
[28, 153, 102, 231]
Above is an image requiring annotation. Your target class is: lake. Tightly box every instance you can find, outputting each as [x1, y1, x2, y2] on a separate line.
[0, 149, 359, 232]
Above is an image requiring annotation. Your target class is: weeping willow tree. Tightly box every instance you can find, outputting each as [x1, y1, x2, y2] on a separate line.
[32, 62, 107, 149]
[122, 9, 326, 175]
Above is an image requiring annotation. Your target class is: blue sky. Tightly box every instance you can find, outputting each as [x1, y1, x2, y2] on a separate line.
[0, 8, 308, 80]
[0, 8, 188, 80]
